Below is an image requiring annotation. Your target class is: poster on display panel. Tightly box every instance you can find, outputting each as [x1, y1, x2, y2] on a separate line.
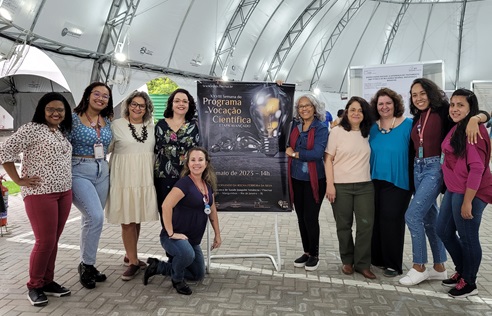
[196, 81, 295, 212]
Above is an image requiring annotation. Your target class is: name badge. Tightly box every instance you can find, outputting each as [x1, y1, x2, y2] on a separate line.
[94, 143, 105, 159]
[418, 146, 423, 159]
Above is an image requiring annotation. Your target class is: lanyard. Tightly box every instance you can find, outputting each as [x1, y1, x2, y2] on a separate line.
[417, 110, 431, 146]
[190, 176, 211, 214]
[85, 113, 101, 140]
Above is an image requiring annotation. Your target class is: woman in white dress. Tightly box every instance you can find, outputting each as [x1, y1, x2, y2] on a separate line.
[106, 91, 159, 280]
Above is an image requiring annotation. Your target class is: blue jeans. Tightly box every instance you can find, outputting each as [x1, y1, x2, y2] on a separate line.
[405, 156, 447, 264]
[159, 230, 205, 282]
[72, 157, 109, 265]
[437, 191, 486, 285]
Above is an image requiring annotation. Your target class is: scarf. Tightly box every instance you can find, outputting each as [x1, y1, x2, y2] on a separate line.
[288, 124, 319, 204]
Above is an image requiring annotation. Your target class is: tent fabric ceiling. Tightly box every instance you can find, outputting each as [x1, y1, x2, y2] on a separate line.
[0, 0, 490, 105]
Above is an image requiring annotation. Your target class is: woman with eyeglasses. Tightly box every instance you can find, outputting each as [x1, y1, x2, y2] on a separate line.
[0, 93, 73, 306]
[287, 94, 328, 272]
[154, 88, 200, 228]
[70, 82, 113, 289]
[105, 91, 159, 280]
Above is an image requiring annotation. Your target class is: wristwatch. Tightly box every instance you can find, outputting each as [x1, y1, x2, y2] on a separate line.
[291, 152, 296, 158]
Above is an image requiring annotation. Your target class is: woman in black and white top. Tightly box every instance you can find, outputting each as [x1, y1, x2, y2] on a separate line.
[0, 92, 73, 306]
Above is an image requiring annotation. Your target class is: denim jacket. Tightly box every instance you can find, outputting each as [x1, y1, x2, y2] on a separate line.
[290, 118, 328, 181]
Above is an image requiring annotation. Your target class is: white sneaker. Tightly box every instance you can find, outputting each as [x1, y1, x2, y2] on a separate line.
[427, 267, 447, 280]
[399, 268, 429, 286]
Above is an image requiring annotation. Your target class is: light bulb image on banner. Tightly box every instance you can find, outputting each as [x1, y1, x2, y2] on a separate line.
[250, 85, 290, 156]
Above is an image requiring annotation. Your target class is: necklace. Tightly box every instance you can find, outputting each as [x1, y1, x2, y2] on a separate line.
[378, 117, 396, 134]
[189, 175, 211, 214]
[85, 113, 101, 128]
[128, 122, 148, 143]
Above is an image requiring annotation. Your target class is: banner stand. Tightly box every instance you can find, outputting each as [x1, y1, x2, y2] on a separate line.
[205, 213, 282, 272]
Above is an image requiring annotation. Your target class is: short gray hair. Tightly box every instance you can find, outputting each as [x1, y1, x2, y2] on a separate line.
[294, 94, 326, 122]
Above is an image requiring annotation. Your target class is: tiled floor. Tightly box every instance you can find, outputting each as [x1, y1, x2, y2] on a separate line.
[0, 192, 491, 315]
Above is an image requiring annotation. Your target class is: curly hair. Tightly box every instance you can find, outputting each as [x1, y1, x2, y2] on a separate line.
[32, 92, 72, 134]
[409, 78, 448, 116]
[180, 147, 217, 192]
[73, 82, 114, 119]
[449, 88, 480, 158]
[370, 88, 405, 120]
[339, 96, 373, 138]
[163, 88, 197, 121]
[121, 90, 154, 123]
[293, 94, 326, 122]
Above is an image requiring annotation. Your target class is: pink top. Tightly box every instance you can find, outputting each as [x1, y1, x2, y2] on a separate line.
[441, 124, 492, 203]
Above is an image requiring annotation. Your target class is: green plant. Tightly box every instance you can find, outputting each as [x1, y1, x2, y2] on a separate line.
[3, 181, 20, 195]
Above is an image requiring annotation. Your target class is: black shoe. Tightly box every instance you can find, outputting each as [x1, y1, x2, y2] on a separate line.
[42, 281, 71, 297]
[442, 272, 461, 287]
[448, 279, 478, 298]
[78, 262, 96, 289]
[383, 268, 400, 277]
[143, 257, 159, 285]
[86, 265, 107, 282]
[172, 280, 192, 295]
[27, 288, 48, 306]
[305, 256, 319, 271]
[293, 254, 309, 268]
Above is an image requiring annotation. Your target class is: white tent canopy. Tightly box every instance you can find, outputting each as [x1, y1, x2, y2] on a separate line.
[0, 0, 491, 124]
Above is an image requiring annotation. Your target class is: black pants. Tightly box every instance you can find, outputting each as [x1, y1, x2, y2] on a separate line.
[154, 177, 179, 228]
[371, 179, 412, 274]
[292, 178, 326, 257]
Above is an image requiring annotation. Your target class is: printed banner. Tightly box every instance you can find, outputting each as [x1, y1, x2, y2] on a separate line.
[196, 81, 295, 212]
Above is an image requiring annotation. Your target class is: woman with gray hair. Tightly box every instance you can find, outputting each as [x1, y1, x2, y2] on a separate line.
[106, 90, 159, 280]
[286, 94, 328, 271]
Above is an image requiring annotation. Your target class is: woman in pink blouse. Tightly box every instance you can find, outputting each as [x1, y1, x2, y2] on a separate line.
[437, 88, 492, 298]
[0, 92, 73, 306]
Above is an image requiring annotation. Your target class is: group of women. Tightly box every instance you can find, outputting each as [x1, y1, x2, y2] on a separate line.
[0, 84, 219, 306]
[289, 78, 491, 298]
[2, 77, 491, 306]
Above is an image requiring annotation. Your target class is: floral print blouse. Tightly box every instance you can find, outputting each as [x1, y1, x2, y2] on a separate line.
[154, 118, 199, 179]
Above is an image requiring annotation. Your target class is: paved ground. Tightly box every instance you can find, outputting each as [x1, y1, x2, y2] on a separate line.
[1, 192, 492, 316]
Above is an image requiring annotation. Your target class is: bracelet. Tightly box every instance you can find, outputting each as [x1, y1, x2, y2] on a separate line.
[169, 232, 174, 238]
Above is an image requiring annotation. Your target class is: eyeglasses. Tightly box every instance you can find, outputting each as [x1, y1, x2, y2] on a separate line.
[45, 107, 65, 114]
[298, 104, 313, 110]
[91, 91, 110, 100]
[130, 101, 146, 110]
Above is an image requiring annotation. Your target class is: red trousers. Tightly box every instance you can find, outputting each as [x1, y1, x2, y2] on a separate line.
[24, 190, 72, 289]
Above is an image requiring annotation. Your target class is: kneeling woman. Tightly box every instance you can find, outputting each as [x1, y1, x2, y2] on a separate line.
[437, 89, 492, 298]
[144, 147, 222, 295]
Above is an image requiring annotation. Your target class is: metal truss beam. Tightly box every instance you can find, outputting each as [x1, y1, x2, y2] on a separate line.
[310, 0, 366, 91]
[380, 0, 411, 64]
[454, 0, 467, 88]
[264, 0, 331, 81]
[0, 18, 219, 85]
[90, 0, 140, 84]
[210, 0, 260, 77]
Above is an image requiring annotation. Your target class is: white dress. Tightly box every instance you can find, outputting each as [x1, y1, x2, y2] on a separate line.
[105, 118, 159, 224]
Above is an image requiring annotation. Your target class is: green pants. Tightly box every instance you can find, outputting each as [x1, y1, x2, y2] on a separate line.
[332, 181, 375, 271]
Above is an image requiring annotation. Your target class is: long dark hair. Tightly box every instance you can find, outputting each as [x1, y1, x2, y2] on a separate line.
[163, 88, 196, 121]
[181, 147, 217, 191]
[409, 78, 448, 116]
[73, 82, 114, 119]
[339, 96, 373, 138]
[32, 92, 72, 134]
[450, 88, 479, 158]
